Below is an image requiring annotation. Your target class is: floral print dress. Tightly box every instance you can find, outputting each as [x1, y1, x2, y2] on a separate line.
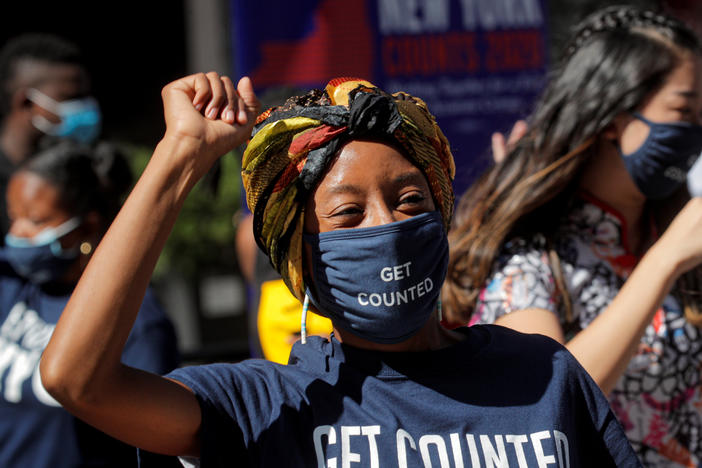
[473, 193, 702, 467]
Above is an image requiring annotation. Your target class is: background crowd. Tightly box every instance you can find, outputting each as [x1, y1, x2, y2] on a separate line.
[1, 0, 702, 467]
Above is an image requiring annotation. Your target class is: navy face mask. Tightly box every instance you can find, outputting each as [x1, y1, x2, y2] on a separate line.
[303, 211, 448, 344]
[4, 217, 82, 284]
[620, 113, 702, 199]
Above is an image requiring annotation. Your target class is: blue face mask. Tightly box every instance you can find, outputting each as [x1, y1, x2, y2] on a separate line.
[620, 113, 702, 200]
[4, 217, 82, 284]
[27, 88, 102, 144]
[303, 211, 448, 344]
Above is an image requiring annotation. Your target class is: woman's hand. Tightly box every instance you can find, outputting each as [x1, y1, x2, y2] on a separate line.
[653, 197, 702, 276]
[161, 72, 260, 179]
[491, 120, 527, 163]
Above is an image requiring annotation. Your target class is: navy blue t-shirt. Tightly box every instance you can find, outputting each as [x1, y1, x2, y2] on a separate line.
[167, 325, 640, 467]
[0, 255, 180, 467]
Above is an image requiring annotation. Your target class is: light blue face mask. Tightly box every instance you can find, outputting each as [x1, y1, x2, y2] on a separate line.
[4, 217, 82, 284]
[27, 88, 102, 144]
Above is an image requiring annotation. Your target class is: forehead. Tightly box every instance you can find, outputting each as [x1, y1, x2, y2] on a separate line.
[658, 54, 702, 97]
[14, 59, 90, 100]
[311, 140, 425, 196]
[7, 171, 62, 211]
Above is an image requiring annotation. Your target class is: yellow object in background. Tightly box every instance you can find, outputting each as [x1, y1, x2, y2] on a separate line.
[257, 279, 332, 364]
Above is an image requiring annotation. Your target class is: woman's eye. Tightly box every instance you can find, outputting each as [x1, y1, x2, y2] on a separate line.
[326, 205, 364, 229]
[399, 193, 426, 206]
[332, 206, 362, 217]
[674, 106, 702, 120]
[30, 217, 50, 227]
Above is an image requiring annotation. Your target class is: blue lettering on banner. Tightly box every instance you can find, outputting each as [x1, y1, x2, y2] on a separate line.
[458, 0, 544, 30]
[378, 0, 451, 34]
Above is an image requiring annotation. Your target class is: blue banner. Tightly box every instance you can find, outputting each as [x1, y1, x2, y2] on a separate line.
[231, 0, 549, 196]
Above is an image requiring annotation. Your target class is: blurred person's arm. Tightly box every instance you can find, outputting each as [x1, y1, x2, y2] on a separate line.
[235, 212, 256, 284]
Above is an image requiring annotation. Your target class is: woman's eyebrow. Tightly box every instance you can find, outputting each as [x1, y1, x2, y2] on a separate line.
[325, 183, 364, 195]
[675, 90, 699, 98]
[324, 171, 426, 196]
[392, 171, 427, 187]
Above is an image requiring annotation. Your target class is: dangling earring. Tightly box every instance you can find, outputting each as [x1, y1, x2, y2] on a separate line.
[437, 297, 443, 322]
[80, 241, 93, 255]
[301, 294, 310, 344]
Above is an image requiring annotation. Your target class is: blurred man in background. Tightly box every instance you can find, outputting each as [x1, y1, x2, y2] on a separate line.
[0, 33, 101, 241]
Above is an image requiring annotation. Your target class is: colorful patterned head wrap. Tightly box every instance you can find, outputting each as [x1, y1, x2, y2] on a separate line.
[241, 78, 455, 301]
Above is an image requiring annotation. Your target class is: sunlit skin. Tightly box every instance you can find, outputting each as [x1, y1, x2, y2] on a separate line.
[304, 140, 465, 352]
[6, 170, 99, 285]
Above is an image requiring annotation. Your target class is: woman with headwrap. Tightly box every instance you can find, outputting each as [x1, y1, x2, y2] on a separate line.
[38, 72, 638, 466]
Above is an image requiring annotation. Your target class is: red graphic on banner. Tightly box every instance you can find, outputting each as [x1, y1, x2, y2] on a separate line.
[250, 0, 374, 87]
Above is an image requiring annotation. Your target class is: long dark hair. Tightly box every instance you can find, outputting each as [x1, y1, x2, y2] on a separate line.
[443, 5, 702, 325]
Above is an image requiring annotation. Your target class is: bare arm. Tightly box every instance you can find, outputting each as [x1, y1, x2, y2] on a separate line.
[496, 198, 702, 394]
[235, 213, 256, 284]
[40, 72, 260, 456]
